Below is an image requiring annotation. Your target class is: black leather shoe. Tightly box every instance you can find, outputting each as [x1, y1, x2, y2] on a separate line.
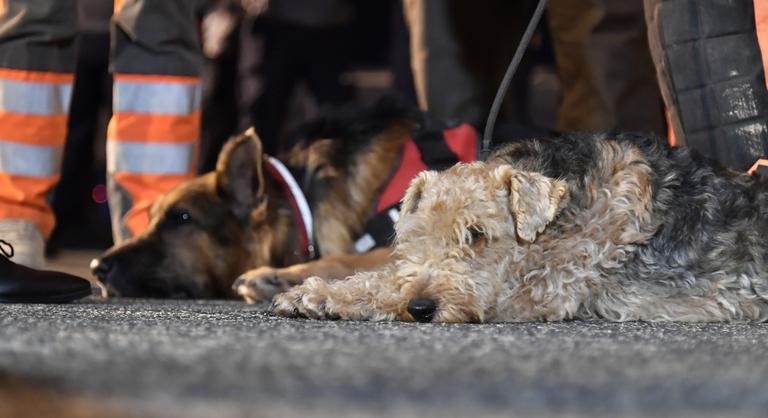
[0, 240, 91, 303]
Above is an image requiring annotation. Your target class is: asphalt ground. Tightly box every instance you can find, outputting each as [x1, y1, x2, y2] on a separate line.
[1, 297, 768, 418]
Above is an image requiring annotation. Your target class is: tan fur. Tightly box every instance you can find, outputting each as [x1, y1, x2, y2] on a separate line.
[313, 123, 411, 255]
[237, 248, 391, 303]
[270, 140, 736, 323]
[235, 124, 410, 301]
[96, 123, 407, 299]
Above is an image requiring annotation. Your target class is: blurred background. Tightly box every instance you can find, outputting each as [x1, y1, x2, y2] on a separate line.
[49, 0, 664, 259]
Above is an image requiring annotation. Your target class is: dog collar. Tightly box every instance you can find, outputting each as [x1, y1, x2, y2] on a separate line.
[265, 156, 316, 260]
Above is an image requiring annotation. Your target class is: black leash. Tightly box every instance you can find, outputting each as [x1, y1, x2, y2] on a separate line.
[481, 0, 549, 159]
[0, 239, 14, 258]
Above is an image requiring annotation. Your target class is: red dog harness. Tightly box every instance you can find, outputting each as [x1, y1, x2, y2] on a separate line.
[266, 122, 478, 259]
[354, 122, 478, 253]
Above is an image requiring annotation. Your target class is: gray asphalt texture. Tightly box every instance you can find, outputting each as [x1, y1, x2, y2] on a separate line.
[1, 298, 768, 418]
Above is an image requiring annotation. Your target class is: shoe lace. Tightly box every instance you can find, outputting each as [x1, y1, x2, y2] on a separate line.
[0, 239, 14, 258]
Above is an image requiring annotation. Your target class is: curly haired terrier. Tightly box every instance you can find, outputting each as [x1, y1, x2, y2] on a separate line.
[271, 133, 768, 323]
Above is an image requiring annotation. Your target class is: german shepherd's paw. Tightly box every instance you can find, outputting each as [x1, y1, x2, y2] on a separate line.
[233, 267, 295, 303]
[269, 277, 342, 320]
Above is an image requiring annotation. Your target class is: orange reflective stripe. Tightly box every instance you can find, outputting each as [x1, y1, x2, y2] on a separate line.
[107, 111, 200, 144]
[0, 173, 59, 237]
[0, 174, 59, 206]
[113, 173, 192, 235]
[756, 0, 768, 89]
[114, 73, 200, 85]
[114, 0, 124, 13]
[0, 68, 74, 84]
[0, 112, 67, 146]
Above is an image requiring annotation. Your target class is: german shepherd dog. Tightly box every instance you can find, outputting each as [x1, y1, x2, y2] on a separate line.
[91, 100, 475, 299]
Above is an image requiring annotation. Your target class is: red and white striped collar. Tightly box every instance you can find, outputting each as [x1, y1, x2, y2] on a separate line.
[264, 156, 316, 261]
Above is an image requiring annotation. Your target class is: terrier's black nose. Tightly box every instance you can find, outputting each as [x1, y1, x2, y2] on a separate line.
[89, 258, 112, 280]
[407, 298, 437, 322]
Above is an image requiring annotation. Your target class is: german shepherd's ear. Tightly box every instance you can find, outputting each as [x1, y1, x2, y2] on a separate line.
[495, 165, 568, 242]
[216, 128, 266, 218]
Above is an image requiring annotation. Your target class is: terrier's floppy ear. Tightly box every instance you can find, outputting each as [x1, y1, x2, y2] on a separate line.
[401, 171, 434, 214]
[216, 127, 266, 218]
[496, 165, 568, 242]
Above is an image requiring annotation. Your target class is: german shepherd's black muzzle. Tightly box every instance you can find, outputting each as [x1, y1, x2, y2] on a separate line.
[91, 238, 204, 299]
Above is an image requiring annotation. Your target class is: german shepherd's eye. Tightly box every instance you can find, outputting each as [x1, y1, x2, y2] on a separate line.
[464, 226, 484, 245]
[162, 208, 193, 228]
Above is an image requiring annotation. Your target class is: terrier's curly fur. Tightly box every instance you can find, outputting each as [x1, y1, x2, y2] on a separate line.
[272, 133, 768, 323]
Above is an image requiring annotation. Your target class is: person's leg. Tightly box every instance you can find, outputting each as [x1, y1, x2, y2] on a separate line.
[548, 0, 664, 134]
[0, 0, 77, 267]
[403, 0, 485, 125]
[645, 0, 768, 171]
[0, 0, 92, 302]
[249, 20, 301, 155]
[198, 11, 242, 174]
[109, 0, 203, 242]
[445, 0, 533, 128]
[304, 26, 353, 109]
[51, 32, 111, 248]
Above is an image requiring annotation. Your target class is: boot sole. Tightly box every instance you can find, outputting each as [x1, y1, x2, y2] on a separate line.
[644, 0, 768, 170]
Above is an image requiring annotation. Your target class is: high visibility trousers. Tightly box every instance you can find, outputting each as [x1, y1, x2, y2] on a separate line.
[0, 0, 77, 239]
[548, 0, 664, 134]
[0, 0, 202, 243]
[109, 0, 202, 242]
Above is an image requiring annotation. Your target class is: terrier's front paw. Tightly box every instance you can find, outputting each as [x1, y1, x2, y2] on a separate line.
[233, 267, 293, 303]
[270, 277, 340, 320]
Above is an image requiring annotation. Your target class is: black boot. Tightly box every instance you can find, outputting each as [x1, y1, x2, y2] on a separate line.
[0, 239, 91, 303]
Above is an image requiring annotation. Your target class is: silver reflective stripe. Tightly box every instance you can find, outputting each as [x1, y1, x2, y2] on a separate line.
[114, 81, 202, 115]
[107, 141, 194, 175]
[0, 140, 62, 177]
[0, 79, 72, 115]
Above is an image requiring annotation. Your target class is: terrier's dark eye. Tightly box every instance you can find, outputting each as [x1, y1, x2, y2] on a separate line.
[465, 226, 484, 245]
